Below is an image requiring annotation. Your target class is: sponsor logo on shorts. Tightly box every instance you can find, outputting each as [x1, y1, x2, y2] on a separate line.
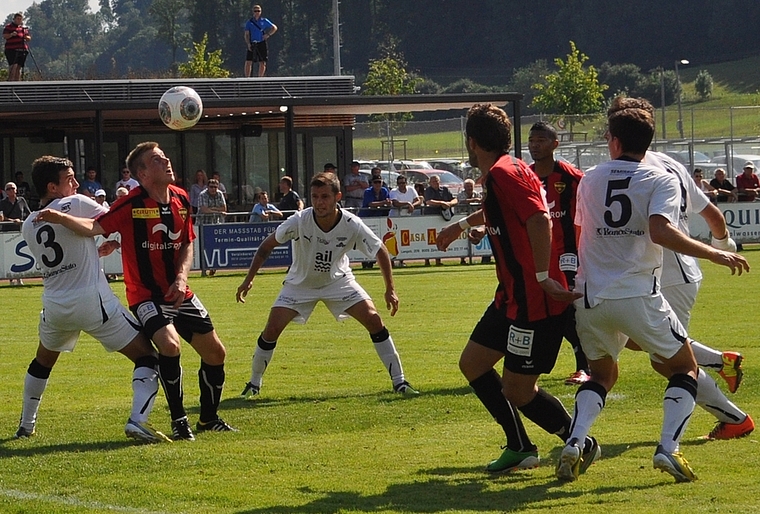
[507, 325, 534, 358]
[136, 301, 159, 323]
[559, 253, 578, 272]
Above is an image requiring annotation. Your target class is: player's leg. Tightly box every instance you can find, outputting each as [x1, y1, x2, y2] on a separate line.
[563, 307, 591, 385]
[242, 306, 298, 398]
[463, 303, 538, 473]
[345, 299, 416, 394]
[16, 344, 60, 438]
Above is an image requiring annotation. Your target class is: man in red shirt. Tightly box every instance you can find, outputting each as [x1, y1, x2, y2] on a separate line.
[3, 13, 31, 81]
[735, 161, 760, 201]
[436, 104, 598, 475]
[37, 142, 235, 441]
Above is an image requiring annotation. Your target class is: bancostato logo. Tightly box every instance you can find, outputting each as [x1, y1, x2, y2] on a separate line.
[595, 227, 644, 236]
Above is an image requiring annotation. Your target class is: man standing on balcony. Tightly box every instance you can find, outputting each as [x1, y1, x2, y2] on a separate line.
[244, 4, 277, 77]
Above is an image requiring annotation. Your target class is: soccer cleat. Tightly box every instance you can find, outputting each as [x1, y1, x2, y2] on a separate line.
[718, 352, 743, 393]
[565, 370, 591, 385]
[706, 414, 755, 440]
[240, 382, 260, 399]
[485, 447, 540, 474]
[393, 381, 420, 395]
[556, 439, 582, 481]
[579, 436, 601, 475]
[653, 445, 697, 482]
[125, 419, 172, 443]
[170, 416, 196, 441]
[14, 425, 35, 439]
[196, 418, 238, 433]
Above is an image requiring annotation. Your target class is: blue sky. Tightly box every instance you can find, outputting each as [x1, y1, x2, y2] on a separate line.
[5, 0, 101, 20]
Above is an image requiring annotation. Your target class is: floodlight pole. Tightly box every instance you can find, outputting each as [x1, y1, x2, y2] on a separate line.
[675, 59, 689, 139]
[332, 0, 341, 76]
[658, 66, 666, 139]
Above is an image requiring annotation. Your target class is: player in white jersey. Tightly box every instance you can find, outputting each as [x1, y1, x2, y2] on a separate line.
[637, 151, 754, 439]
[15, 156, 169, 443]
[235, 172, 417, 397]
[558, 97, 748, 483]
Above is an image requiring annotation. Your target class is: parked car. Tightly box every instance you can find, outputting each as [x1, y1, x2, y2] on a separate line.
[358, 169, 401, 187]
[404, 169, 464, 195]
[426, 158, 470, 178]
[663, 150, 718, 175]
[376, 160, 432, 171]
[711, 154, 760, 177]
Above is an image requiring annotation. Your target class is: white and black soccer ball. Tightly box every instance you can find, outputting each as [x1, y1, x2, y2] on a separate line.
[158, 86, 203, 130]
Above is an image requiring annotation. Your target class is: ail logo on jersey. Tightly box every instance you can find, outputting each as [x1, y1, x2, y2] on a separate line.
[554, 182, 566, 194]
[152, 223, 182, 240]
[314, 250, 332, 273]
[132, 207, 160, 219]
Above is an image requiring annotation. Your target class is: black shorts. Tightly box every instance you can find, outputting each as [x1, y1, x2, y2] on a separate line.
[5, 49, 27, 67]
[470, 302, 570, 375]
[246, 41, 268, 63]
[131, 295, 214, 343]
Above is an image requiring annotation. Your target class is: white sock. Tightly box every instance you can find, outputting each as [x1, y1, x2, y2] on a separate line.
[568, 387, 605, 444]
[131, 366, 159, 423]
[690, 340, 723, 370]
[695, 368, 745, 424]
[660, 377, 697, 453]
[21, 373, 48, 429]
[373, 333, 405, 386]
[250, 339, 276, 387]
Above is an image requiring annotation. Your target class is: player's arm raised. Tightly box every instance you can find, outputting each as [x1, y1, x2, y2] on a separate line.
[649, 214, 749, 275]
[375, 244, 399, 316]
[35, 209, 105, 237]
[236, 232, 279, 303]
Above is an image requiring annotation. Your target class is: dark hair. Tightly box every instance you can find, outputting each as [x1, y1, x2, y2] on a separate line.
[529, 121, 558, 140]
[126, 141, 159, 176]
[465, 103, 512, 153]
[280, 175, 293, 187]
[31, 156, 73, 199]
[323, 163, 337, 170]
[311, 172, 340, 194]
[607, 97, 655, 155]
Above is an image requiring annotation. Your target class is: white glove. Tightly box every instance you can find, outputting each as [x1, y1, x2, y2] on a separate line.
[711, 234, 737, 252]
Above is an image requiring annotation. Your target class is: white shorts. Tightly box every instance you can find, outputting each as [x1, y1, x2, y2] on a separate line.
[39, 290, 141, 353]
[661, 281, 700, 330]
[273, 277, 371, 323]
[575, 294, 687, 361]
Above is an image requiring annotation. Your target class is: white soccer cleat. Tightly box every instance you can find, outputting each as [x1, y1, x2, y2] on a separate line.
[125, 419, 172, 443]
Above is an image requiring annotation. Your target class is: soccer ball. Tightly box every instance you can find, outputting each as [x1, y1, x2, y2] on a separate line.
[158, 86, 203, 130]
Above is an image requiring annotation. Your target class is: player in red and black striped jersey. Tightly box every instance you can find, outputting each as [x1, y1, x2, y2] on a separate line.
[37, 142, 235, 440]
[436, 104, 598, 475]
[528, 122, 590, 386]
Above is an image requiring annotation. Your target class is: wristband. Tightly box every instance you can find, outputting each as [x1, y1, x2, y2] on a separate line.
[458, 218, 471, 231]
[711, 234, 737, 252]
[535, 271, 549, 282]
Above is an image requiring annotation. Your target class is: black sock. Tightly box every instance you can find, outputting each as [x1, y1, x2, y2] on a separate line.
[518, 387, 571, 441]
[199, 361, 225, 423]
[158, 354, 186, 421]
[470, 369, 535, 452]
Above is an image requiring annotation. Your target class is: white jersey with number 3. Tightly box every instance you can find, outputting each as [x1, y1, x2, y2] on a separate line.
[22, 194, 109, 301]
[575, 158, 681, 307]
[275, 207, 382, 289]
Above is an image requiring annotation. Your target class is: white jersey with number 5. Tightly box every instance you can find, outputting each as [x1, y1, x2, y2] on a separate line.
[575, 158, 681, 307]
[22, 194, 109, 301]
[644, 151, 711, 287]
[275, 207, 382, 289]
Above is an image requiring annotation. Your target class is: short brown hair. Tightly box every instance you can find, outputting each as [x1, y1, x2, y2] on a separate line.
[466, 103, 512, 153]
[311, 172, 340, 194]
[126, 141, 159, 176]
[607, 97, 655, 155]
[280, 175, 293, 187]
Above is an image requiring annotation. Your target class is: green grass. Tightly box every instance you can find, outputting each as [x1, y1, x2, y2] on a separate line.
[1, 251, 760, 513]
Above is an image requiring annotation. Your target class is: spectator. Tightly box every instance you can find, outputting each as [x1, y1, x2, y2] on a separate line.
[710, 168, 738, 203]
[249, 191, 282, 222]
[1, 181, 31, 227]
[211, 171, 227, 195]
[692, 168, 717, 202]
[198, 178, 227, 225]
[413, 182, 426, 201]
[343, 161, 368, 210]
[14, 171, 31, 202]
[3, 13, 31, 82]
[116, 167, 140, 191]
[457, 178, 482, 211]
[94, 189, 109, 209]
[244, 4, 277, 77]
[324, 162, 337, 172]
[189, 169, 207, 214]
[115, 186, 130, 199]
[736, 161, 760, 201]
[370, 166, 387, 187]
[361, 177, 392, 217]
[389, 175, 421, 216]
[424, 175, 458, 216]
[277, 175, 303, 217]
[79, 166, 102, 198]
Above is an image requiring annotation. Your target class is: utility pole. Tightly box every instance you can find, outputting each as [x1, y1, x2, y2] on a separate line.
[332, 0, 341, 76]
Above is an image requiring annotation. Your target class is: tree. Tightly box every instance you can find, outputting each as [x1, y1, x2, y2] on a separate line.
[508, 59, 550, 114]
[150, 0, 191, 67]
[178, 33, 230, 78]
[531, 41, 607, 132]
[695, 69, 714, 101]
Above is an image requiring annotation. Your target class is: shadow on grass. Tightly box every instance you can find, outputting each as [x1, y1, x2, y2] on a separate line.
[233, 467, 658, 514]
[0, 438, 140, 459]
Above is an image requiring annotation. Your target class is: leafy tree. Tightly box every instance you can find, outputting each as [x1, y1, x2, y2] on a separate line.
[531, 41, 607, 132]
[508, 59, 550, 114]
[636, 69, 678, 108]
[150, 0, 191, 67]
[598, 62, 644, 99]
[178, 33, 230, 78]
[695, 69, 714, 101]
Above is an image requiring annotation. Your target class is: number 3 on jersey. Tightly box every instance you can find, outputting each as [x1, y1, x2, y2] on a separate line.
[604, 178, 632, 228]
[36, 225, 64, 267]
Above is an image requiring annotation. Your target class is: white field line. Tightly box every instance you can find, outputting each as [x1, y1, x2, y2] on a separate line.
[0, 488, 181, 514]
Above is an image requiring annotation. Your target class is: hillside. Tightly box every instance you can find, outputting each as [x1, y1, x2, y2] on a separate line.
[681, 54, 760, 94]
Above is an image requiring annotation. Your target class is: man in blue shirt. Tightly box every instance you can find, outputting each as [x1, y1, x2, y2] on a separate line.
[249, 191, 282, 222]
[244, 4, 277, 77]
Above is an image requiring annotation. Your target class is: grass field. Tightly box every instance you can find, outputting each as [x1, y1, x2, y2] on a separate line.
[1, 250, 760, 513]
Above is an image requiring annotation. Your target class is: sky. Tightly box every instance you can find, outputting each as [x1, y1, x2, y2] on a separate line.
[4, 0, 101, 20]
